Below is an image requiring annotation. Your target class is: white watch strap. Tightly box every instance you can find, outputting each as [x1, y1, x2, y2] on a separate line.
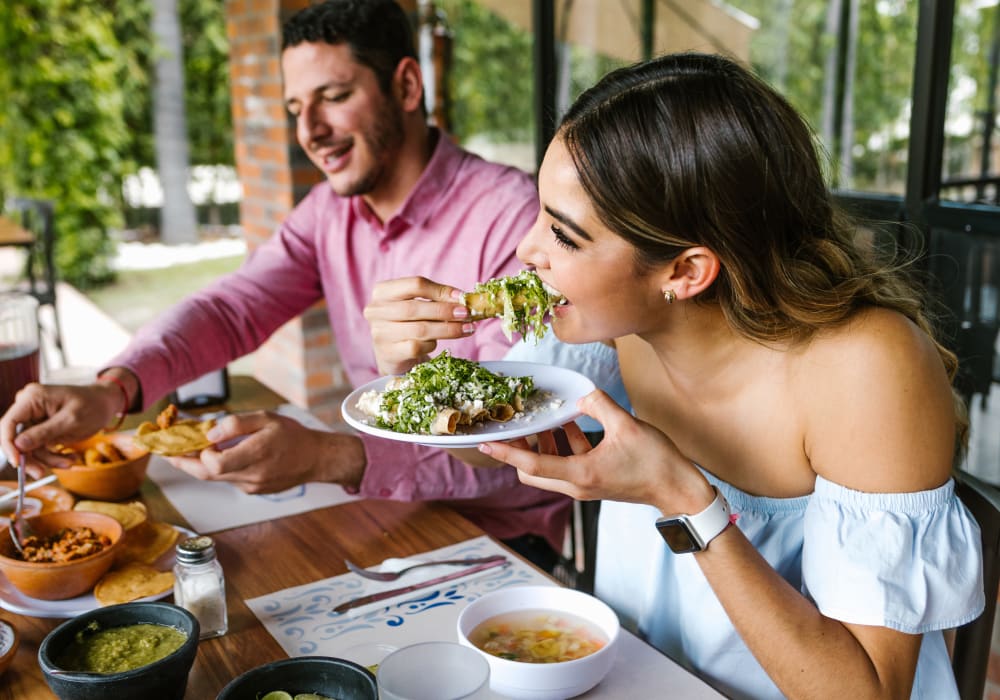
[686, 486, 731, 547]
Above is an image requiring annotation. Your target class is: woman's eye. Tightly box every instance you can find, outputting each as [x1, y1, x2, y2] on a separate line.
[551, 225, 578, 250]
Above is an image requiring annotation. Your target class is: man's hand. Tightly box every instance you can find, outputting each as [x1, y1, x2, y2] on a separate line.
[165, 410, 367, 493]
[1, 381, 123, 476]
[364, 276, 476, 376]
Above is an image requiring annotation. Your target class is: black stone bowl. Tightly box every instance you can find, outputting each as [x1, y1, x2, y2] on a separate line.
[217, 656, 377, 700]
[38, 601, 199, 700]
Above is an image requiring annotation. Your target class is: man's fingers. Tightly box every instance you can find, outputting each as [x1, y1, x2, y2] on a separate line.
[369, 276, 462, 304]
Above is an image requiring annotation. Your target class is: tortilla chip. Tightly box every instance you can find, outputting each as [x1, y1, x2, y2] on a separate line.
[118, 521, 180, 566]
[132, 419, 216, 456]
[74, 500, 148, 531]
[95, 563, 175, 606]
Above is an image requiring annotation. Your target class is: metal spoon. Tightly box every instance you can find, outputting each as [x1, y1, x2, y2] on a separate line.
[344, 554, 508, 582]
[9, 425, 32, 555]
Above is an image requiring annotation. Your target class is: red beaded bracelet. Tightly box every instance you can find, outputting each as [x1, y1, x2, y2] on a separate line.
[97, 374, 130, 432]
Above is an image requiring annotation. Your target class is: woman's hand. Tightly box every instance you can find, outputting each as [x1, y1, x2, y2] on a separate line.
[480, 389, 711, 513]
[364, 276, 476, 375]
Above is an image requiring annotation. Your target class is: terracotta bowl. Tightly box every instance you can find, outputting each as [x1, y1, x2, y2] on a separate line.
[52, 433, 151, 501]
[0, 511, 124, 600]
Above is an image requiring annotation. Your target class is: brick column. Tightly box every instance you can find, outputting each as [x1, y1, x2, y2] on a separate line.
[225, 0, 349, 426]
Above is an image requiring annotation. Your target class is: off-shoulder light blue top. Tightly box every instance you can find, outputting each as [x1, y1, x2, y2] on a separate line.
[595, 473, 985, 699]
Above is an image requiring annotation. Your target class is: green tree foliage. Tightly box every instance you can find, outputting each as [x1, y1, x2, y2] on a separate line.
[0, 0, 126, 288]
[435, 0, 534, 143]
[0, 0, 232, 289]
[182, 0, 233, 168]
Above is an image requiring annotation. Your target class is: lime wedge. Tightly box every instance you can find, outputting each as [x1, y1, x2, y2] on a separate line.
[259, 693, 292, 700]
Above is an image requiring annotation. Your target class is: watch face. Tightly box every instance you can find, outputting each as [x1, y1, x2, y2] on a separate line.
[657, 518, 701, 554]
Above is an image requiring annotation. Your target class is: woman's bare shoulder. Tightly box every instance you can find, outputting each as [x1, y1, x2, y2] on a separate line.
[796, 307, 956, 491]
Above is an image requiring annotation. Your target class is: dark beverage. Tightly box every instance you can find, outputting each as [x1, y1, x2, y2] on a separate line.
[0, 343, 40, 416]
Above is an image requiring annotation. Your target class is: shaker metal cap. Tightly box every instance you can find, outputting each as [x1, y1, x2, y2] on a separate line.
[176, 535, 216, 564]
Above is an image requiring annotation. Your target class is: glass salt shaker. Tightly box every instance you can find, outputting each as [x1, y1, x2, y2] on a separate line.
[173, 535, 228, 639]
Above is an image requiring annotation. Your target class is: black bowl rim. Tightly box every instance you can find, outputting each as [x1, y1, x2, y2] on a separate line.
[217, 655, 377, 699]
[38, 601, 199, 682]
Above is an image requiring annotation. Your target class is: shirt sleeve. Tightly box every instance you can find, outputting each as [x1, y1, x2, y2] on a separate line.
[106, 188, 328, 409]
[802, 475, 985, 633]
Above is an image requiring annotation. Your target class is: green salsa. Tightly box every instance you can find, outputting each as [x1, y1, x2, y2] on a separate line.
[55, 621, 186, 674]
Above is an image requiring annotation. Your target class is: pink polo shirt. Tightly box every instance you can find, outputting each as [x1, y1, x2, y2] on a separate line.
[109, 132, 570, 550]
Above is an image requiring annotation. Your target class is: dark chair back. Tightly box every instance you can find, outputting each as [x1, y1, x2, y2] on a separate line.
[4, 197, 64, 364]
[952, 470, 1000, 700]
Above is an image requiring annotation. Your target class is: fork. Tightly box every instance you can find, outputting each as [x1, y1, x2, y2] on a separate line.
[344, 554, 508, 581]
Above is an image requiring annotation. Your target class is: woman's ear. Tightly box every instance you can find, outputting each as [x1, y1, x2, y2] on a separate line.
[663, 247, 721, 301]
[393, 57, 424, 113]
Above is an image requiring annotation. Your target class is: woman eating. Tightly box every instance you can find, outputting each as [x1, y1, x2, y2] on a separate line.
[368, 53, 984, 699]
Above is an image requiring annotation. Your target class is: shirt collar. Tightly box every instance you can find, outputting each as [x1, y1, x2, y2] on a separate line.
[351, 128, 462, 237]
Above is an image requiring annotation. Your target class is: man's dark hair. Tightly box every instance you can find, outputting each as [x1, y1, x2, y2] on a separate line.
[282, 0, 417, 93]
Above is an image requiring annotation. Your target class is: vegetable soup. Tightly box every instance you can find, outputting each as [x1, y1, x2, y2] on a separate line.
[468, 609, 607, 663]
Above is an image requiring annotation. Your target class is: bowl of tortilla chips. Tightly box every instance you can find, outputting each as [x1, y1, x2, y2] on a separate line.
[52, 433, 151, 501]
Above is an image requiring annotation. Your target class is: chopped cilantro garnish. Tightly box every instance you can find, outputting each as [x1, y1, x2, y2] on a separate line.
[465, 270, 561, 342]
[374, 352, 534, 434]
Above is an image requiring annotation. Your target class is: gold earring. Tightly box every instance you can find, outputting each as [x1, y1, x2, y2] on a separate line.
[664, 289, 676, 304]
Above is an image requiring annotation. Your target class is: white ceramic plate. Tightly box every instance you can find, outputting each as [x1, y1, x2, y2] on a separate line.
[341, 361, 596, 448]
[0, 525, 195, 619]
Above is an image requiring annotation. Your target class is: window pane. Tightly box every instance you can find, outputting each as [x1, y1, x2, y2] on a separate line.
[942, 0, 1000, 205]
[432, 1, 536, 173]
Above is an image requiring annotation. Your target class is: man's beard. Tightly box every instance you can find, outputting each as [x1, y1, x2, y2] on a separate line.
[329, 95, 405, 197]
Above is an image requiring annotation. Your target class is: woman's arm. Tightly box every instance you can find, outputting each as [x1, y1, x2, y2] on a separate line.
[482, 311, 963, 699]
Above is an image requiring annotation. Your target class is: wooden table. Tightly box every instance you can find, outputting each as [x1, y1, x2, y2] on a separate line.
[0, 376, 723, 699]
[0, 215, 34, 249]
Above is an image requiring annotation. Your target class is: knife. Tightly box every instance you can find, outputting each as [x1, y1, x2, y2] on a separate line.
[332, 556, 510, 614]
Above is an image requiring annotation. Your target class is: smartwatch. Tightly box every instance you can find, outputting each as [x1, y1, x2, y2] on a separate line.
[655, 486, 732, 554]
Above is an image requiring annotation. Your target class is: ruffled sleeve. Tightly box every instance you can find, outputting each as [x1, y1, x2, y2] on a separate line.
[802, 476, 985, 633]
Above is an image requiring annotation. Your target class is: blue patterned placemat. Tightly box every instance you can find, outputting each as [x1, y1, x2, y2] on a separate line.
[245, 536, 553, 658]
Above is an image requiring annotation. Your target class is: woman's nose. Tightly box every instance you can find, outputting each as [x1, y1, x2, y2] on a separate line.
[516, 223, 544, 266]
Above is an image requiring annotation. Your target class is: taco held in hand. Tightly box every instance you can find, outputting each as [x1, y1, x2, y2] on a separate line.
[132, 405, 217, 456]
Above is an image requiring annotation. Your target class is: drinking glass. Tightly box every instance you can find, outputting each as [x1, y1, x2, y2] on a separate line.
[0, 294, 40, 416]
[377, 641, 490, 700]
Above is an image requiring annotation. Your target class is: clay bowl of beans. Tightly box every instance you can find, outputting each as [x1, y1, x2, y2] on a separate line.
[0, 510, 124, 600]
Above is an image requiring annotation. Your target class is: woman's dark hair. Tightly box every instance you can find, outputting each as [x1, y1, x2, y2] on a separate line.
[281, 0, 416, 94]
[559, 52, 967, 448]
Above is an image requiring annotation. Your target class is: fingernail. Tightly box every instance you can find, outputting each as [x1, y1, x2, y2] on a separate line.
[453, 306, 469, 319]
[478, 443, 492, 455]
[13, 436, 33, 452]
[461, 323, 476, 335]
[451, 289, 465, 300]
[207, 428, 223, 441]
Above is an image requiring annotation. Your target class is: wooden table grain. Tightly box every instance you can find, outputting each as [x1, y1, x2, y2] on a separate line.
[2, 475, 487, 699]
[0, 376, 488, 699]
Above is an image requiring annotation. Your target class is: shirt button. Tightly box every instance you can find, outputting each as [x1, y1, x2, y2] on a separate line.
[378, 487, 392, 497]
[379, 242, 390, 253]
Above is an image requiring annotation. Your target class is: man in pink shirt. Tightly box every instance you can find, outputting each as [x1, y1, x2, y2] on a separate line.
[0, 0, 568, 568]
